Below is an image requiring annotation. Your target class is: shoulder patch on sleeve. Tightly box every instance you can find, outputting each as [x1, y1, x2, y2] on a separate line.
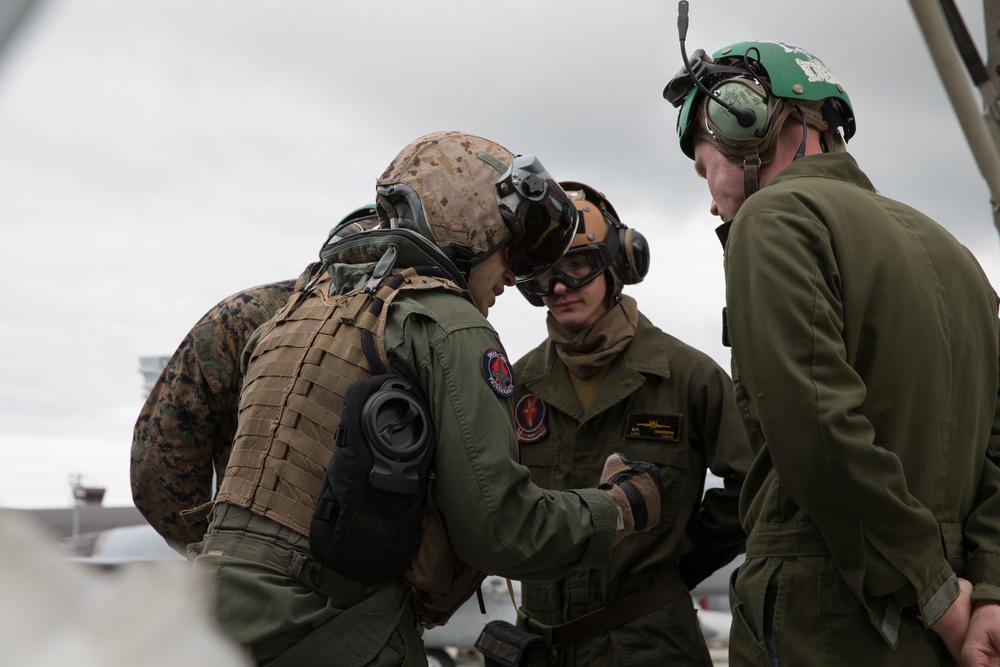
[482, 348, 515, 397]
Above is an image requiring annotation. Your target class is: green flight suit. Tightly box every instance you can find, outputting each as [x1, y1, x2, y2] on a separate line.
[514, 312, 752, 666]
[192, 233, 619, 666]
[722, 151, 1000, 666]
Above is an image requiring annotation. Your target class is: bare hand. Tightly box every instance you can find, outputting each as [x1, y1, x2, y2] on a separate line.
[930, 577, 973, 663]
[961, 601, 1000, 667]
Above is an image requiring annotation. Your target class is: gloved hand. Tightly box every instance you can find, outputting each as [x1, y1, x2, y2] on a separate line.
[598, 453, 664, 544]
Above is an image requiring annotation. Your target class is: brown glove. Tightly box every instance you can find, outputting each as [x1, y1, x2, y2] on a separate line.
[598, 453, 664, 544]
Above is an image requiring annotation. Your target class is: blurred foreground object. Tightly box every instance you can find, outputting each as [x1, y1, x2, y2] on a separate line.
[0, 509, 250, 667]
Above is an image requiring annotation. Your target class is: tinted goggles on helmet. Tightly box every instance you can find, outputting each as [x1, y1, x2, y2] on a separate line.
[662, 48, 750, 107]
[517, 246, 611, 298]
[495, 155, 578, 282]
[664, 49, 772, 159]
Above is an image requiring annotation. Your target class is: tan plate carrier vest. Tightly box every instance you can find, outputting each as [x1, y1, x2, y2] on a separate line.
[215, 265, 486, 627]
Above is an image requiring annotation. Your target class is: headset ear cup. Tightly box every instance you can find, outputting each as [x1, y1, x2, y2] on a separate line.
[707, 79, 770, 141]
[618, 228, 650, 285]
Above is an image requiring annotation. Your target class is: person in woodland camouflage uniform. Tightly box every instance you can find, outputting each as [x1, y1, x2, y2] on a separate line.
[130, 205, 378, 552]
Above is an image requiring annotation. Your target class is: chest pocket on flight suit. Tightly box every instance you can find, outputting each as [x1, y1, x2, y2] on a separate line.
[621, 411, 688, 536]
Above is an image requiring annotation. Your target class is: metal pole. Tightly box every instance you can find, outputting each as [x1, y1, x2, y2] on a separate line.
[908, 0, 1000, 234]
[0, 0, 44, 65]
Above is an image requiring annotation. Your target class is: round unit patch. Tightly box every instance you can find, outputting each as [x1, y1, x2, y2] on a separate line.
[482, 348, 515, 397]
[515, 393, 548, 443]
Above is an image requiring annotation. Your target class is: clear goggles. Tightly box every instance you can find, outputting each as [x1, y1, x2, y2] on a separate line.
[517, 246, 610, 298]
[495, 155, 578, 282]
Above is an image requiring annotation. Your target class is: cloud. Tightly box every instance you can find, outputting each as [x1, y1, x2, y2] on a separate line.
[0, 0, 994, 507]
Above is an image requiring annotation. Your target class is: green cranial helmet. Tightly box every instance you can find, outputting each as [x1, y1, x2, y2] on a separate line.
[320, 202, 379, 255]
[327, 203, 378, 239]
[664, 41, 855, 179]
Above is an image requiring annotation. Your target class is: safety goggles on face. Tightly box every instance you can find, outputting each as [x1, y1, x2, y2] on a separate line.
[495, 155, 578, 282]
[517, 246, 611, 298]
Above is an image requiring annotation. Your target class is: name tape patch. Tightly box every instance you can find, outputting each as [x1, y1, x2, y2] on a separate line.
[626, 412, 682, 442]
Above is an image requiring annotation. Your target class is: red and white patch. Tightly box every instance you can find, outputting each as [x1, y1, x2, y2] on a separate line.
[515, 393, 548, 443]
[482, 348, 515, 397]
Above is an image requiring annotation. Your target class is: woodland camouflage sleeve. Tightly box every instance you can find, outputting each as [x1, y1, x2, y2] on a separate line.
[130, 279, 298, 552]
[130, 314, 236, 552]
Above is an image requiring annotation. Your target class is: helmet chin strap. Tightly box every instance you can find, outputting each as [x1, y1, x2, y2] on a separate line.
[742, 150, 761, 200]
[792, 106, 808, 161]
[742, 106, 811, 199]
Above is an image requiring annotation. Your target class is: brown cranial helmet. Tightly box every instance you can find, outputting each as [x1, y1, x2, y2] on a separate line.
[517, 182, 649, 307]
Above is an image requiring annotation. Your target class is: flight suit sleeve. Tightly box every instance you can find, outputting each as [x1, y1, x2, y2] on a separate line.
[725, 210, 952, 628]
[678, 362, 751, 589]
[130, 311, 241, 551]
[965, 321, 1000, 604]
[385, 301, 618, 580]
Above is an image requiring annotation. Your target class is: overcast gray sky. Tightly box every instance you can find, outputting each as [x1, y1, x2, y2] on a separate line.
[0, 0, 993, 508]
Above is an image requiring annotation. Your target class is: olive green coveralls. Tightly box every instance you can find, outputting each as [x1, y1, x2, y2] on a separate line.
[722, 152, 1000, 666]
[514, 313, 752, 666]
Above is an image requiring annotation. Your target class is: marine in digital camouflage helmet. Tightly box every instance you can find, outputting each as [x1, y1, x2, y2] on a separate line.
[375, 130, 578, 284]
[663, 40, 856, 198]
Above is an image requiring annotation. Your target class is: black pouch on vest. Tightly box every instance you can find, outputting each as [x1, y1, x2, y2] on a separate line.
[309, 373, 435, 583]
[475, 620, 550, 667]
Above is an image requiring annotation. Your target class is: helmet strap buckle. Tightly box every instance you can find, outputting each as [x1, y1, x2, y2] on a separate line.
[742, 152, 762, 200]
[363, 245, 398, 294]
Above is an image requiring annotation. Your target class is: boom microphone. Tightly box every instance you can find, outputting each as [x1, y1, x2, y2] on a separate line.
[677, 1, 756, 128]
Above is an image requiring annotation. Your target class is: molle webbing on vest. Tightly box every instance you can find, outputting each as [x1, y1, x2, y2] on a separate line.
[215, 267, 467, 535]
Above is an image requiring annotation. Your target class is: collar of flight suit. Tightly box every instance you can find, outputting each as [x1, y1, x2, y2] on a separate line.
[517, 311, 672, 422]
[716, 151, 875, 253]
